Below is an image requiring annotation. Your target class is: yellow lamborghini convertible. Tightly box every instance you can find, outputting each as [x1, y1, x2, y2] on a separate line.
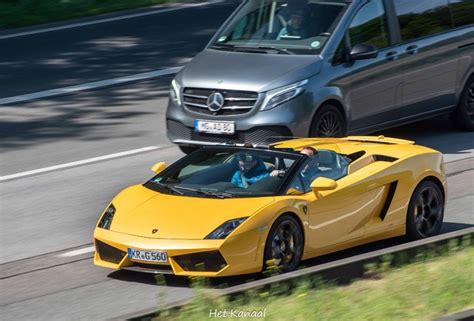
[93, 136, 446, 277]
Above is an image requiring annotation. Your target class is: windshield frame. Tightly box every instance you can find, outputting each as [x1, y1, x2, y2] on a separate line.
[143, 146, 306, 198]
[207, 0, 350, 55]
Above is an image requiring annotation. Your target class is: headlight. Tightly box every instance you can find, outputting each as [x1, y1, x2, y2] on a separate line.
[98, 204, 115, 230]
[170, 79, 182, 106]
[261, 79, 308, 111]
[205, 217, 248, 239]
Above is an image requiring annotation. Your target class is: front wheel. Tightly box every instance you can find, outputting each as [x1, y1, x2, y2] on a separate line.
[309, 104, 346, 137]
[263, 215, 304, 273]
[406, 181, 444, 240]
[451, 76, 474, 131]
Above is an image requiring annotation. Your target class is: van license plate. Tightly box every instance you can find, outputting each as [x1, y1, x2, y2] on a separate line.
[195, 120, 235, 135]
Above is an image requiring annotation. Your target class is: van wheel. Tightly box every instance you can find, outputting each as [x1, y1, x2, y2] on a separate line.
[178, 145, 198, 154]
[406, 181, 444, 240]
[310, 104, 346, 137]
[451, 76, 474, 131]
[263, 215, 303, 273]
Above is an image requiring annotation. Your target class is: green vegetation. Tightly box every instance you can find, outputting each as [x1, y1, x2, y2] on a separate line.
[155, 237, 474, 321]
[0, 0, 180, 29]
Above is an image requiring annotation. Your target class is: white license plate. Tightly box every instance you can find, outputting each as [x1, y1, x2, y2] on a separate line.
[195, 120, 235, 135]
[127, 248, 168, 263]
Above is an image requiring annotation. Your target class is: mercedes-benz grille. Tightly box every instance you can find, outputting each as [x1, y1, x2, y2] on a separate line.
[183, 88, 259, 115]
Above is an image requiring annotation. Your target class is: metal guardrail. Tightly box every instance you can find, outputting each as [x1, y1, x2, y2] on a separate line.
[434, 309, 474, 321]
[118, 227, 474, 321]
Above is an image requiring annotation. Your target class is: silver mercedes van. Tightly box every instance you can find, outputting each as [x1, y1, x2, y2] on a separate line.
[166, 0, 474, 153]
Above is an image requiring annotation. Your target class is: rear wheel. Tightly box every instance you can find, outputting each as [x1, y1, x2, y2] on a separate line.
[406, 181, 444, 240]
[451, 76, 474, 131]
[263, 215, 303, 273]
[310, 104, 346, 137]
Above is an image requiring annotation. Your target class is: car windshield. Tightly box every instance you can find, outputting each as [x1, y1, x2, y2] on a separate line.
[144, 148, 303, 198]
[211, 0, 347, 54]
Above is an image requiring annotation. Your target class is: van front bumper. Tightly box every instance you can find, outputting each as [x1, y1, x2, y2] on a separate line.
[165, 93, 314, 146]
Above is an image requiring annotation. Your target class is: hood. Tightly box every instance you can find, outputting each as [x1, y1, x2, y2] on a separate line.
[110, 185, 275, 239]
[179, 49, 322, 92]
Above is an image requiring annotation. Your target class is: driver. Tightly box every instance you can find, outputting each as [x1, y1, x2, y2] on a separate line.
[231, 153, 269, 188]
[277, 10, 307, 40]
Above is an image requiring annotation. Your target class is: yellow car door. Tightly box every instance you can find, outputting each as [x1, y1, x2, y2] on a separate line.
[304, 169, 387, 253]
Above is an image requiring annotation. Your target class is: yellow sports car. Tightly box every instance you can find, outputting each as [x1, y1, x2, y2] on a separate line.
[93, 136, 446, 277]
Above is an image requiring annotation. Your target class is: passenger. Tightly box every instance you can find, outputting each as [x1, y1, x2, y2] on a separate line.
[231, 154, 269, 188]
[270, 146, 317, 177]
[300, 151, 322, 186]
[277, 10, 308, 40]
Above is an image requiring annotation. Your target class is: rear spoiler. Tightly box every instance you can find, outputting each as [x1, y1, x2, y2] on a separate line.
[343, 136, 415, 145]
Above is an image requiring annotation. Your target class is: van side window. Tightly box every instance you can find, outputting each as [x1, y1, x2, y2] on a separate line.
[348, 0, 389, 50]
[393, 0, 452, 42]
[449, 0, 474, 27]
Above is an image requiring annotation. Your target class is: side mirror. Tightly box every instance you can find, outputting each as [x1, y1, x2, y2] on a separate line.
[151, 162, 167, 174]
[310, 177, 337, 194]
[350, 44, 378, 60]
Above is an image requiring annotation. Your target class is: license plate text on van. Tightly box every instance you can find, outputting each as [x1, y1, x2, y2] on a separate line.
[194, 120, 235, 135]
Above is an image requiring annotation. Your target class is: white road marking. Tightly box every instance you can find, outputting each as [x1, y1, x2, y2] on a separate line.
[0, 67, 182, 105]
[0, 146, 164, 182]
[0, 1, 214, 40]
[58, 246, 95, 258]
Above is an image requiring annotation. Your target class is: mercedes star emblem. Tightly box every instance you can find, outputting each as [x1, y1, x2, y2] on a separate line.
[207, 92, 225, 112]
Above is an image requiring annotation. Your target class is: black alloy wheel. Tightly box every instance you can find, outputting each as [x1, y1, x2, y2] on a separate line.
[264, 215, 303, 273]
[451, 76, 474, 131]
[406, 181, 444, 240]
[310, 105, 346, 137]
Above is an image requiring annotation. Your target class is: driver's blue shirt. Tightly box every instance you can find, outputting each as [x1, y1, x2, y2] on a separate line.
[231, 171, 269, 188]
[231, 160, 269, 188]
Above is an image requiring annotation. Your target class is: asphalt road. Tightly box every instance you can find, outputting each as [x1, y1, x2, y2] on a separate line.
[0, 0, 240, 98]
[1, 2, 473, 320]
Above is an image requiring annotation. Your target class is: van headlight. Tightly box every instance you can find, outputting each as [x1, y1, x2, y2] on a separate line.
[170, 79, 182, 106]
[261, 79, 308, 111]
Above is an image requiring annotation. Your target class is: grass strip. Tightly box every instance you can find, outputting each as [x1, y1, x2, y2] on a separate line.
[155, 238, 474, 321]
[0, 0, 181, 29]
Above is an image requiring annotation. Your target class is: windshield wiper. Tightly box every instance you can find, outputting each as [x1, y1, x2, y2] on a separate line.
[209, 43, 237, 51]
[254, 46, 293, 55]
[201, 191, 234, 199]
[153, 181, 184, 195]
[210, 44, 292, 55]
[174, 186, 233, 199]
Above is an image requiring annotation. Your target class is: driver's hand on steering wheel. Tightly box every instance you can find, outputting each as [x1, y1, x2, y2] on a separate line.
[270, 170, 285, 177]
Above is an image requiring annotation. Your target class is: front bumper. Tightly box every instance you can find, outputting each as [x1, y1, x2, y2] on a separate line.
[93, 227, 265, 277]
[166, 93, 314, 146]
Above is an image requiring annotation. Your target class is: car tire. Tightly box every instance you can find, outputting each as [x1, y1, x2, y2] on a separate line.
[406, 180, 444, 240]
[263, 215, 304, 273]
[310, 104, 346, 137]
[178, 145, 198, 154]
[451, 76, 474, 131]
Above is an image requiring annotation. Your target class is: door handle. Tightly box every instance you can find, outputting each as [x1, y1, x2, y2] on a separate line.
[406, 45, 419, 55]
[385, 51, 399, 61]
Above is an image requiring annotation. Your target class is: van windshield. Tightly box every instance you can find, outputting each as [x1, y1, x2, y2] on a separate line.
[211, 0, 347, 55]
